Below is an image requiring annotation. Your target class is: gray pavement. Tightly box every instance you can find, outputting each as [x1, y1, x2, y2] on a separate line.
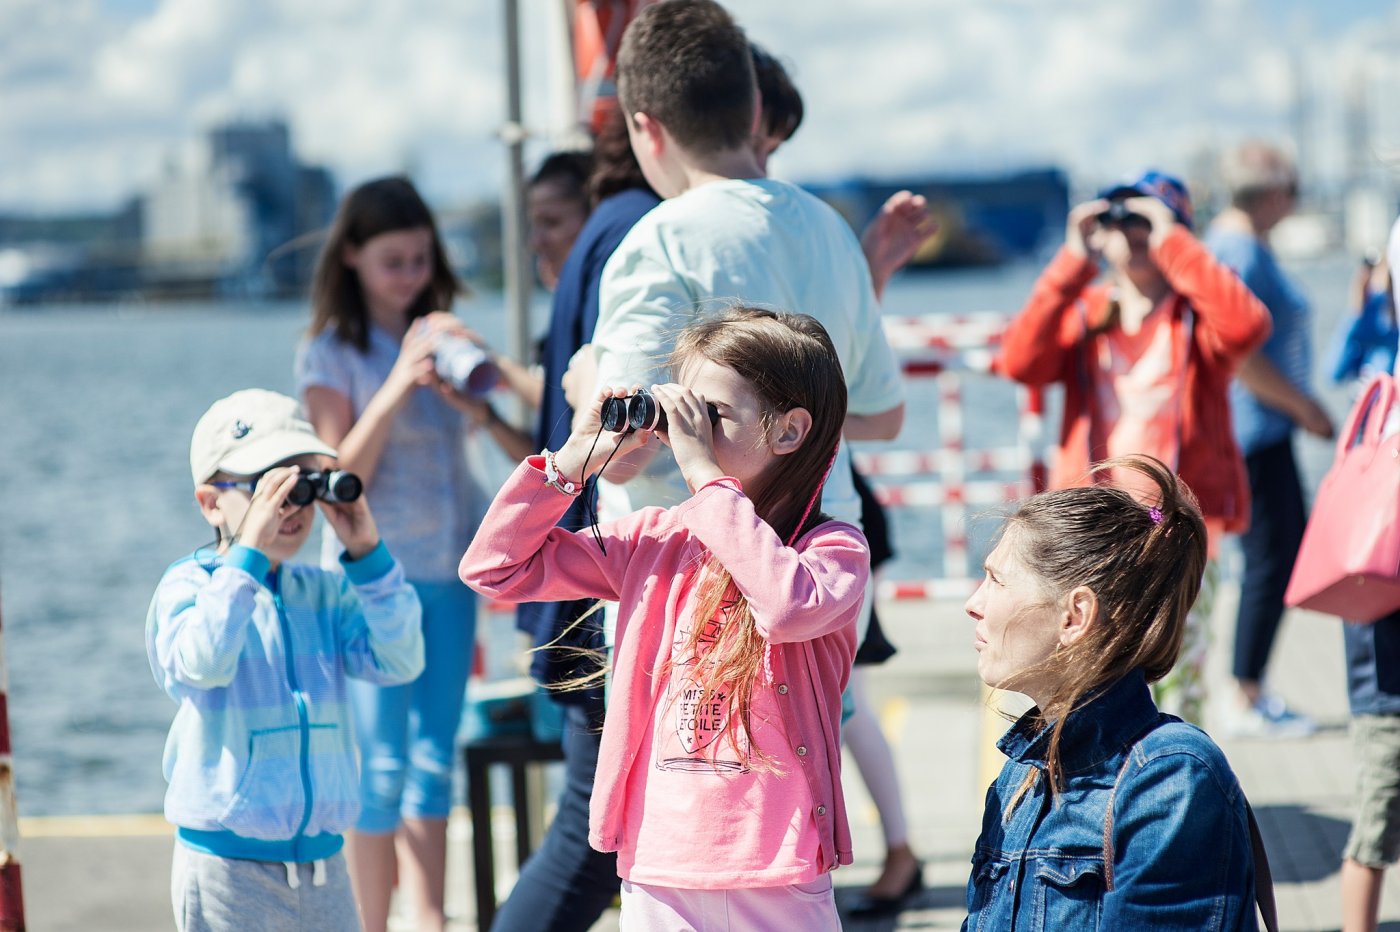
[18, 584, 1394, 931]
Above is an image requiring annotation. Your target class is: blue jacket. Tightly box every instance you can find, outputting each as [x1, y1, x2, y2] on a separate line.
[517, 185, 659, 699]
[146, 542, 423, 861]
[964, 671, 1258, 931]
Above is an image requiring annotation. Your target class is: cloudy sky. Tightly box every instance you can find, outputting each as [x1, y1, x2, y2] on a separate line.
[4, 0, 1399, 214]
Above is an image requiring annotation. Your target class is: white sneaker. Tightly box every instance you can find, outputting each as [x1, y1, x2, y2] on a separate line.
[1220, 694, 1317, 739]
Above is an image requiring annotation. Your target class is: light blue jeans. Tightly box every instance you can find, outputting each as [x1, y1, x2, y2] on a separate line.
[350, 580, 476, 832]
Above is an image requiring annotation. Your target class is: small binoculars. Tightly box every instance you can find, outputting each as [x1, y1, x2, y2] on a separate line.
[1096, 200, 1150, 231]
[599, 388, 719, 434]
[286, 469, 363, 507]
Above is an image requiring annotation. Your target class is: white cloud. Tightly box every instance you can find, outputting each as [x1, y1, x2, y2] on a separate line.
[0, 0, 1396, 213]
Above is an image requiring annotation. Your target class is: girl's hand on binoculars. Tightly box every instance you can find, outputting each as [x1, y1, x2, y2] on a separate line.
[648, 383, 722, 490]
[238, 467, 303, 555]
[554, 385, 648, 483]
[318, 494, 380, 561]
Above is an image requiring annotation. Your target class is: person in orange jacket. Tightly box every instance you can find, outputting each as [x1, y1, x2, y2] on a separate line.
[996, 169, 1271, 724]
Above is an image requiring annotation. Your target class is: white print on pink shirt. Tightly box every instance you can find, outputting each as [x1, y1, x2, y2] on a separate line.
[655, 609, 750, 774]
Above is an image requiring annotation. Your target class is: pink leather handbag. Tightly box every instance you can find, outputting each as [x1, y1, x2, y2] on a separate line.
[1285, 374, 1400, 621]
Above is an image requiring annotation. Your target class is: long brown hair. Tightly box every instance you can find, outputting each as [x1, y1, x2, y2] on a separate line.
[665, 307, 848, 766]
[307, 176, 461, 352]
[999, 455, 1206, 807]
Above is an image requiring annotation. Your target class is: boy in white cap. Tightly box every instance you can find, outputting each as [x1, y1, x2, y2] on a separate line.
[147, 389, 424, 932]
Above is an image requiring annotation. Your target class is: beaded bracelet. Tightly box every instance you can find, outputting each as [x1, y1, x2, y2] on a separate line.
[541, 448, 581, 496]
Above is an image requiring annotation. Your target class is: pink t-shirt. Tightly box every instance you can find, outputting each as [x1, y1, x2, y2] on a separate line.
[620, 586, 822, 887]
[1091, 297, 1184, 498]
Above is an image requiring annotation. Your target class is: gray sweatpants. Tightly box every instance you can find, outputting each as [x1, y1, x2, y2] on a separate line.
[171, 843, 361, 932]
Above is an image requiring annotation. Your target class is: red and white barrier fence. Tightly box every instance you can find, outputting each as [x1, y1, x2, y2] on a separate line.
[864, 313, 1047, 602]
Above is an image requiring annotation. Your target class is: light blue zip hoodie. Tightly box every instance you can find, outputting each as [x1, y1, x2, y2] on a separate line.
[147, 541, 424, 862]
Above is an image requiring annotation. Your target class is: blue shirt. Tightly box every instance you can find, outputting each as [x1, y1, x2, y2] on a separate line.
[964, 671, 1257, 930]
[516, 187, 659, 693]
[1345, 612, 1400, 716]
[1330, 289, 1399, 385]
[1206, 229, 1313, 454]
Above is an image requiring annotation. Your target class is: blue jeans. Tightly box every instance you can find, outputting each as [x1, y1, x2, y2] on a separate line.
[351, 580, 476, 832]
[489, 701, 620, 931]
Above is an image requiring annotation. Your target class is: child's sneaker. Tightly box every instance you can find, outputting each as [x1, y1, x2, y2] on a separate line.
[1220, 693, 1316, 739]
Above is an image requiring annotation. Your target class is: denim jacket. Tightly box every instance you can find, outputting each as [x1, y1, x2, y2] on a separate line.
[963, 671, 1258, 931]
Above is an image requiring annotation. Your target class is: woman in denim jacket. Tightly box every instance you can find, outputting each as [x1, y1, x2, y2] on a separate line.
[962, 456, 1260, 930]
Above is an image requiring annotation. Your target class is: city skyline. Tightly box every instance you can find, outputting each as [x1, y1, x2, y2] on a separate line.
[4, 0, 1400, 215]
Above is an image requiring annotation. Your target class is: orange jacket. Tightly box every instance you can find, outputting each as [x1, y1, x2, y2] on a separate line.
[996, 226, 1271, 532]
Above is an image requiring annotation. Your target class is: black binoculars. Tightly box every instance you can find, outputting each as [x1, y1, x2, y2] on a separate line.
[286, 470, 363, 507]
[1096, 200, 1150, 231]
[600, 388, 719, 434]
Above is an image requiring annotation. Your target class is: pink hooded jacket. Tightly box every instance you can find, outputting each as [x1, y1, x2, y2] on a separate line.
[460, 458, 868, 885]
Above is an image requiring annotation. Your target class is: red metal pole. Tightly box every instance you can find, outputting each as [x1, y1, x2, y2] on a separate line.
[0, 597, 25, 931]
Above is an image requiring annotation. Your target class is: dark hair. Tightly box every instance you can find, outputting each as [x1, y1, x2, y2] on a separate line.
[1001, 456, 1207, 804]
[308, 176, 460, 352]
[750, 42, 803, 143]
[665, 307, 848, 766]
[616, 0, 756, 155]
[587, 106, 656, 207]
[529, 150, 592, 207]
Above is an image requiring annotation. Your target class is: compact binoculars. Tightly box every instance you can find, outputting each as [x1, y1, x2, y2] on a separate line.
[286, 469, 363, 507]
[1095, 200, 1150, 231]
[599, 388, 719, 434]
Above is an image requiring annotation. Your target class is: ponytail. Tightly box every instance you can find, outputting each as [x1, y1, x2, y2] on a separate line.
[999, 455, 1206, 806]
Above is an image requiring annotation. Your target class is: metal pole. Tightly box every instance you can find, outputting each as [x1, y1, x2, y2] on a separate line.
[501, 0, 533, 419]
[0, 596, 25, 931]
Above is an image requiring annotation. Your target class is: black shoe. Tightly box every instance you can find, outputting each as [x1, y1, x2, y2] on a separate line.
[845, 862, 925, 917]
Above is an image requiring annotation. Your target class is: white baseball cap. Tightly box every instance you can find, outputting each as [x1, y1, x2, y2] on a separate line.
[190, 389, 337, 484]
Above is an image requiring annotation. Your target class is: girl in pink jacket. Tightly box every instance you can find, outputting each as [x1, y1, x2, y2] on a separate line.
[460, 308, 868, 929]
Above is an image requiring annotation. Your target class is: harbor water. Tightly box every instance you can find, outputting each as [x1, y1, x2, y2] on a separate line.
[0, 253, 1362, 817]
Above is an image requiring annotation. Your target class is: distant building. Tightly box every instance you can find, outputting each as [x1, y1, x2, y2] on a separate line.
[0, 203, 143, 303]
[142, 118, 336, 297]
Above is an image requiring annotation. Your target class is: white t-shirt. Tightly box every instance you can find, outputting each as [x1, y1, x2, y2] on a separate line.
[591, 178, 905, 526]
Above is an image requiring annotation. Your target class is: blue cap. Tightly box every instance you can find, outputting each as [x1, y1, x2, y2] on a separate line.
[1096, 169, 1193, 230]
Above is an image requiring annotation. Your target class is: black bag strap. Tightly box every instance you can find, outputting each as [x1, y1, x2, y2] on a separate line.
[1246, 801, 1279, 932]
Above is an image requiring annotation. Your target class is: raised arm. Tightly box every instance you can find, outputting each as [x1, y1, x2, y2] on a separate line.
[458, 458, 640, 603]
[861, 190, 938, 301]
[997, 250, 1096, 386]
[1149, 223, 1272, 366]
[676, 479, 868, 644]
[147, 552, 265, 692]
[298, 321, 441, 484]
[336, 542, 425, 685]
[998, 201, 1106, 386]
